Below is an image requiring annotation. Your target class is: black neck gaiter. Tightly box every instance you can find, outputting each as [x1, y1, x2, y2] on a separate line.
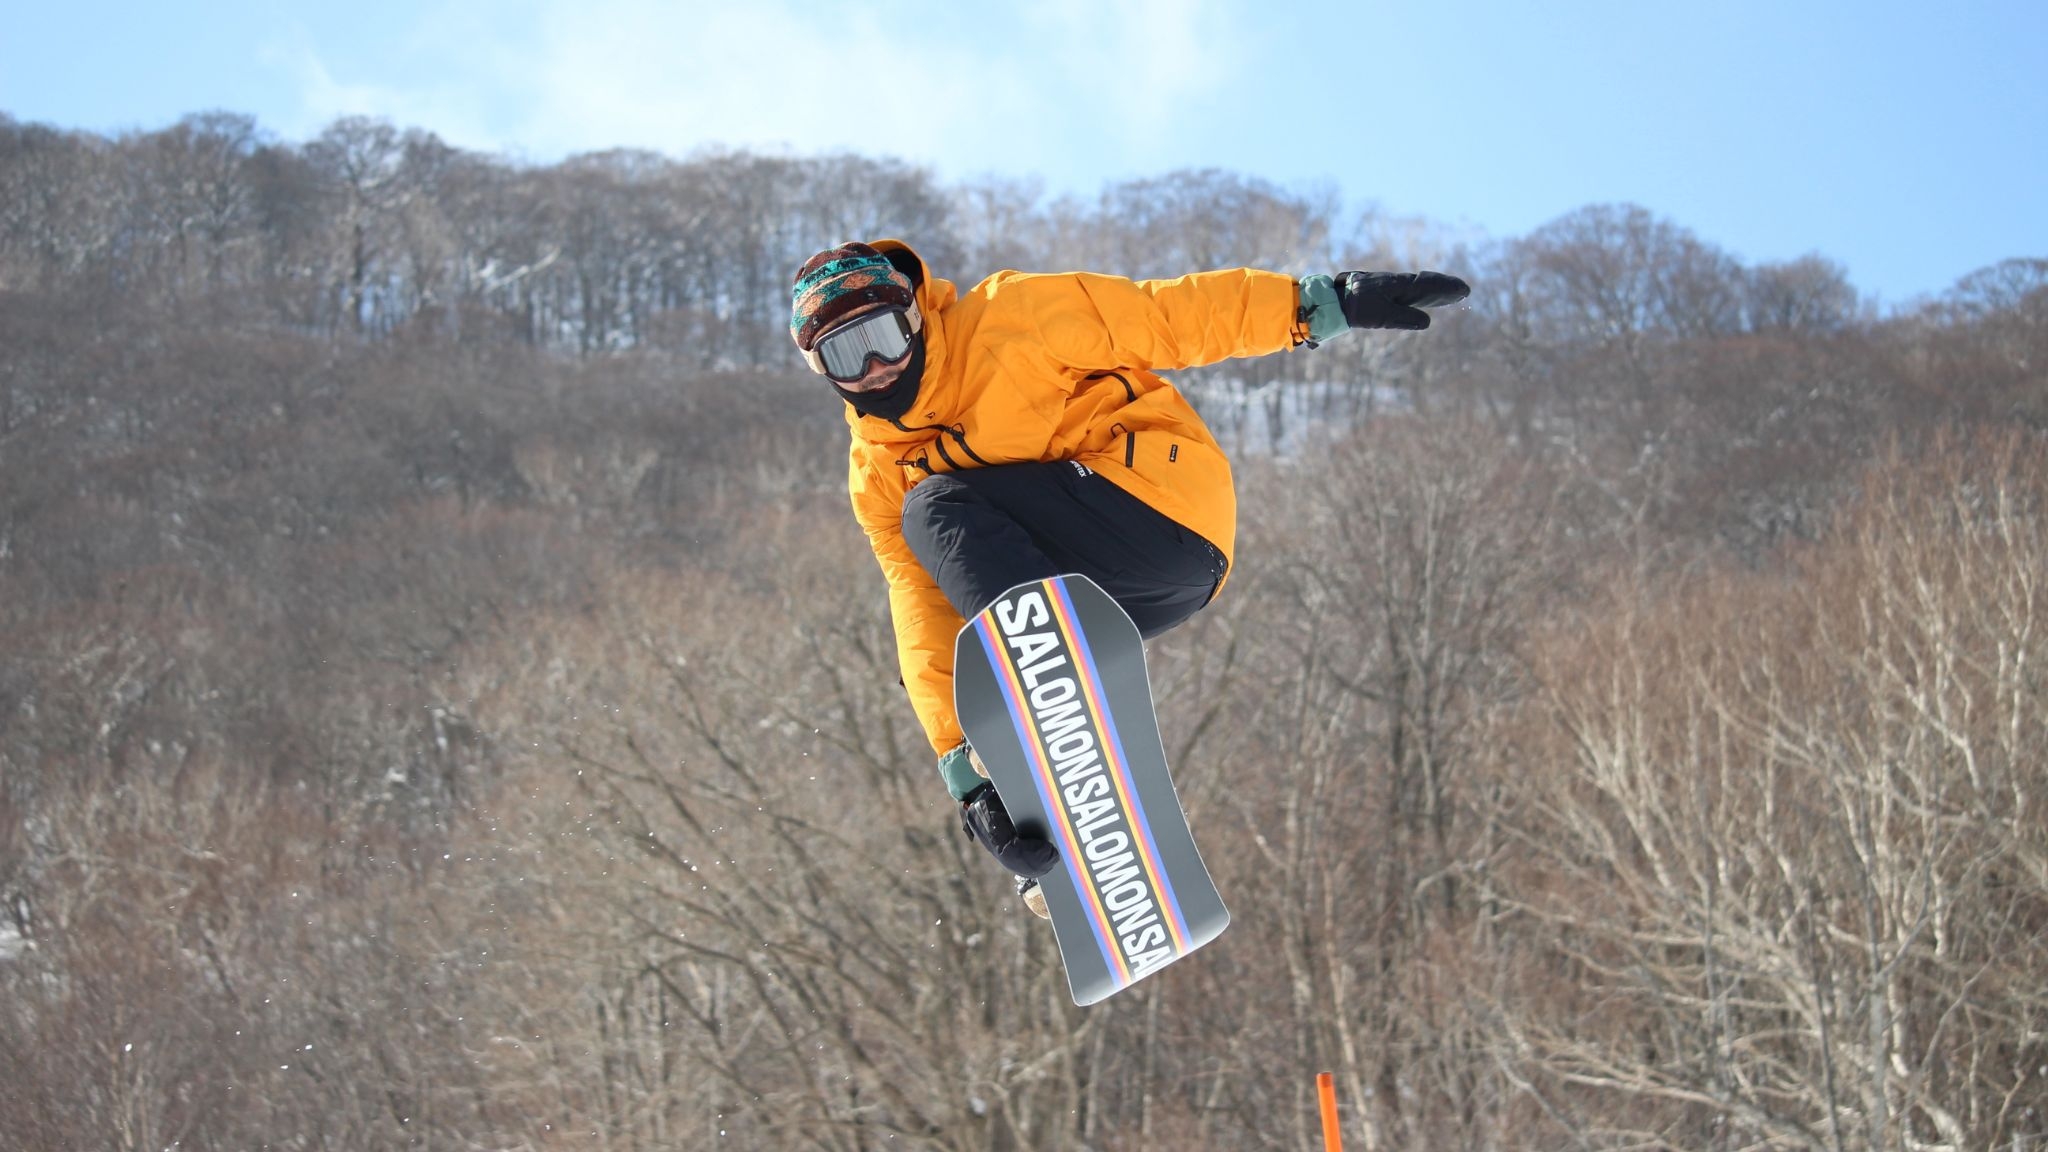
[834, 337, 927, 423]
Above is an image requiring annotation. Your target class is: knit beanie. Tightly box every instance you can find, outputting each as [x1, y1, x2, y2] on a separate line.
[790, 242, 916, 351]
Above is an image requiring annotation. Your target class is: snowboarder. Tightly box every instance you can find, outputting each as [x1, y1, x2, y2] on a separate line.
[790, 240, 1467, 911]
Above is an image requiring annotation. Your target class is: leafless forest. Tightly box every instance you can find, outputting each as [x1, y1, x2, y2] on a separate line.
[2, 111, 2045, 1151]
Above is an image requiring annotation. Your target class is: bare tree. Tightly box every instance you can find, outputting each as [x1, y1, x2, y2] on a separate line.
[1745, 255, 1861, 334]
[303, 117, 410, 334]
[1495, 433, 2048, 1151]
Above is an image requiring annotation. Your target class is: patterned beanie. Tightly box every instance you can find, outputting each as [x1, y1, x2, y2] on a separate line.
[790, 242, 916, 351]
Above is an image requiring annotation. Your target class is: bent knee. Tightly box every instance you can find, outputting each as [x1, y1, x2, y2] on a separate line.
[899, 474, 971, 559]
[900, 473, 968, 518]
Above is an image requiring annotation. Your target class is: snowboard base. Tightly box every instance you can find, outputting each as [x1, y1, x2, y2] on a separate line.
[953, 574, 1228, 1004]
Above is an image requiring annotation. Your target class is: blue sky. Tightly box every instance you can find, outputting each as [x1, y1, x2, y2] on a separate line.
[4, 0, 2043, 304]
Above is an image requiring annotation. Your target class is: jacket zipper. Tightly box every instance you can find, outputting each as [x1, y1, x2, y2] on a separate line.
[1088, 370, 1139, 403]
[950, 427, 992, 466]
[892, 373, 1137, 475]
[889, 417, 990, 469]
[1087, 372, 1141, 468]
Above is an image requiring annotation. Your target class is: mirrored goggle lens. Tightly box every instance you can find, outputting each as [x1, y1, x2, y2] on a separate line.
[817, 309, 914, 381]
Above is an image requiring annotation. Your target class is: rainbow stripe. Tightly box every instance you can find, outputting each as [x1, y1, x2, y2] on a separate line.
[971, 578, 1191, 986]
[1044, 580, 1192, 953]
[975, 615, 1127, 981]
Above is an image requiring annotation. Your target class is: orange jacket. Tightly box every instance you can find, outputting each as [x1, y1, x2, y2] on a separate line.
[846, 239, 1307, 754]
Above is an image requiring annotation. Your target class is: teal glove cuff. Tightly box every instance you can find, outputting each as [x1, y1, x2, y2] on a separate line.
[938, 743, 984, 801]
[1298, 274, 1348, 345]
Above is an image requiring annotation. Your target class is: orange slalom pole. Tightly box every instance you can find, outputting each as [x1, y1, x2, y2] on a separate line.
[1316, 1071, 1342, 1152]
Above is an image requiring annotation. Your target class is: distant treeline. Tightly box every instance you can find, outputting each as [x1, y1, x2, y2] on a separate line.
[7, 109, 2046, 512]
[8, 110, 2030, 360]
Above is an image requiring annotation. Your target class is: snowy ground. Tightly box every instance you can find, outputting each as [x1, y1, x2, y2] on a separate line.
[1190, 376, 1410, 458]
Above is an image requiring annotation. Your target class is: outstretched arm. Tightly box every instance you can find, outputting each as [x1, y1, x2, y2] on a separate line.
[1001, 267, 1305, 373]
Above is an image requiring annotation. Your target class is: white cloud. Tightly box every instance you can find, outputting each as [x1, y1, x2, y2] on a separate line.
[259, 21, 503, 154]
[268, 0, 1247, 185]
[259, 31, 386, 138]
[1020, 0, 1234, 148]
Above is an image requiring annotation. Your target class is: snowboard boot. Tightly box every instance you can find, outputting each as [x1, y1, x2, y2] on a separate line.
[964, 744, 1046, 919]
[1018, 876, 1049, 920]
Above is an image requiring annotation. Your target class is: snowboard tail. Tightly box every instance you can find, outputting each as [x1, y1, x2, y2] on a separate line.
[954, 574, 1228, 1004]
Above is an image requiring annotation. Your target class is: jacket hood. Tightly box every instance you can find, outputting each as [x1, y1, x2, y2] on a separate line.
[868, 238, 956, 318]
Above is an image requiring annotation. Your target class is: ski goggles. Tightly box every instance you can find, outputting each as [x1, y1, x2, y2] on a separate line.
[803, 305, 921, 384]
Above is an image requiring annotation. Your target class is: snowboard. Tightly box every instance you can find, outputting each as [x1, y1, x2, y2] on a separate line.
[952, 574, 1229, 1005]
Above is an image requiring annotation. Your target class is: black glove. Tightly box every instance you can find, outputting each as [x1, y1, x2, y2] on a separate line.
[1337, 271, 1471, 331]
[960, 783, 1058, 879]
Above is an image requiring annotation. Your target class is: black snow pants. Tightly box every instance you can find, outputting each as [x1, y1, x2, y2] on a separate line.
[899, 461, 1228, 640]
